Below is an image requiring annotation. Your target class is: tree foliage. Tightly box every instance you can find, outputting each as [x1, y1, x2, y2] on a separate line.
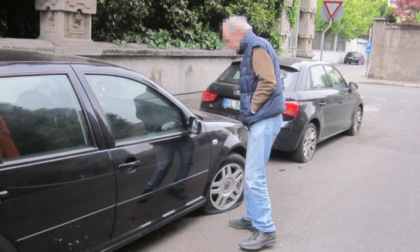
[392, 0, 420, 23]
[315, 0, 388, 40]
[0, 0, 39, 38]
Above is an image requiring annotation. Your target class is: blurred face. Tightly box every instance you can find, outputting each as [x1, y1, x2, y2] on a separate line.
[223, 25, 244, 52]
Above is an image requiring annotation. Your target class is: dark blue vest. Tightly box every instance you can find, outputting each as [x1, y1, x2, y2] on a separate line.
[238, 32, 286, 126]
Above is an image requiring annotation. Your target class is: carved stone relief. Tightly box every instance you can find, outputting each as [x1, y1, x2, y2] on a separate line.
[35, 0, 96, 13]
[66, 10, 87, 34]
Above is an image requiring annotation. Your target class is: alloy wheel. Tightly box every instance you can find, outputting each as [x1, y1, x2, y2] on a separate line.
[353, 108, 363, 134]
[209, 162, 244, 211]
[302, 126, 317, 160]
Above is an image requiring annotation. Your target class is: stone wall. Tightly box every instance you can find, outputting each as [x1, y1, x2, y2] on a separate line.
[0, 38, 236, 95]
[369, 18, 420, 82]
[93, 45, 237, 95]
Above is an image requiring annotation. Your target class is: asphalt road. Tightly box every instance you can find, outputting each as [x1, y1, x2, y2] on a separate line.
[118, 64, 420, 252]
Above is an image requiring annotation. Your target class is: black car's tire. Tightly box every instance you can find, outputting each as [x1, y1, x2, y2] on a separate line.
[347, 107, 363, 136]
[290, 123, 317, 163]
[203, 153, 245, 214]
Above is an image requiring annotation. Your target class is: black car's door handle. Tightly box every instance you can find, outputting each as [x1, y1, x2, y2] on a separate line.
[0, 190, 9, 203]
[118, 160, 141, 174]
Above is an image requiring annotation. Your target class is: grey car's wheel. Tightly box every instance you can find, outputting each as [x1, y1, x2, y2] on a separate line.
[203, 153, 245, 214]
[290, 123, 317, 163]
[347, 107, 363, 136]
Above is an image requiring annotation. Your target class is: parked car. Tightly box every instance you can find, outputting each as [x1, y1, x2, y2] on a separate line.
[200, 57, 363, 163]
[344, 52, 365, 65]
[0, 49, 247, 252]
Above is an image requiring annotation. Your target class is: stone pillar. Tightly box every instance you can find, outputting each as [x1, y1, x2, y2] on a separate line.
[297, 0, 317, 58]
[277, 0, 293, 56]
[278, 8, 291, 54]
[35, 0, 96, 42]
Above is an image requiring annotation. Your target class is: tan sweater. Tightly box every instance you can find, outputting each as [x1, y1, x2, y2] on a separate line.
[251, 47, 277, 113]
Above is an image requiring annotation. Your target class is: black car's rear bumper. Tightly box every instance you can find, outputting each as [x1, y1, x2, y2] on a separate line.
[200, 106, 304, 153]
[272, 120, 302, 152]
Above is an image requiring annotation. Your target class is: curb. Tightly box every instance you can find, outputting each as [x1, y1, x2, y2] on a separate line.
[356, 79, 420, 88]
[350, 75, 420, 88]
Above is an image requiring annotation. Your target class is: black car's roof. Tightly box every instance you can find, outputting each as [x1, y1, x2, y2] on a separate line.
[0, 48, 107, 65]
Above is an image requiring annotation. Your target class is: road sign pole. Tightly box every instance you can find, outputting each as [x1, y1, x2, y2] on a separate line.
[320, 19, 332, 61]
[366, 27, 372, 77]
[320, 1, 343, 61]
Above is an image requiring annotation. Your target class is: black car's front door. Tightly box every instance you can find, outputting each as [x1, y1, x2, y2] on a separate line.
[81, 73, 210, 242]
[308, 65, 339, 138]
[0, 67, 116, 252]
[324, 65, 356, 132]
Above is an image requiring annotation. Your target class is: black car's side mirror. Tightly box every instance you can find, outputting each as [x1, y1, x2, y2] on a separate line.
[189, 117, 202, 134]
[349, 82, 358, 92]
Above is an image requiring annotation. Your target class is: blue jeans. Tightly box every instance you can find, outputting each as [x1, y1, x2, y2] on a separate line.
[244, 113, 282, 233]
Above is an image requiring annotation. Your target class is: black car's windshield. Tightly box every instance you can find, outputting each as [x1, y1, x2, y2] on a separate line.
[217, 62, 298, 91]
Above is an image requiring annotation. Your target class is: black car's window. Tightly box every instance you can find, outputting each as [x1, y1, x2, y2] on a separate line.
[309, 65, 332, 89]
[324, 65, 347, 88]
[85, 75, 186, 143]
[0, 75, 93, 162]
[280, 66, 299, 91]
[217, 63, 241, 84]
[217, 63, 298, 91]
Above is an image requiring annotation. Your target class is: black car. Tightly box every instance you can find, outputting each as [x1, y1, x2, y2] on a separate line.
[0, 49, 247, 252]
[344, 52, 365, 65]
[200, 57, 363, 163]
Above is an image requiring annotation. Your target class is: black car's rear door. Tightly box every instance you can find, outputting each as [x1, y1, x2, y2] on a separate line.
[0, 65, 116, 252]
[74, 66, 210, 244]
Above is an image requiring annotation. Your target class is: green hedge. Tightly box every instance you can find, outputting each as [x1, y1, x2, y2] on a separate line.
[93, 0, 294, 50]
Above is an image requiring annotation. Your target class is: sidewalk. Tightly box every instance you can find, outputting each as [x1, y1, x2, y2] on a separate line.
[351, 75, 420, 89]
[174, 92, 203, 111]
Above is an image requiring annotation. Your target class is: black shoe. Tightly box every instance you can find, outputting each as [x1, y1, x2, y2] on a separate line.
[229, 217, 253, 231]
[239, 230, 276, 251]
[167, 188, 187, 199]
[138, 188, 154, 203]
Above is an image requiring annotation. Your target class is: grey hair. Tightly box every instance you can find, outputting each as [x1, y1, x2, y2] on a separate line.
[223, 16, 252, 35]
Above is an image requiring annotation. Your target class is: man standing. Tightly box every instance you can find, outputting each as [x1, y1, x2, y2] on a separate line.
[222, 16, 285, 251]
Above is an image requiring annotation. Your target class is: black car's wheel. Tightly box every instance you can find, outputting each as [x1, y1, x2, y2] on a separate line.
[347, 107, 363, 136]
[203, 153, 245, 214]
[290, 123, 317, 163]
